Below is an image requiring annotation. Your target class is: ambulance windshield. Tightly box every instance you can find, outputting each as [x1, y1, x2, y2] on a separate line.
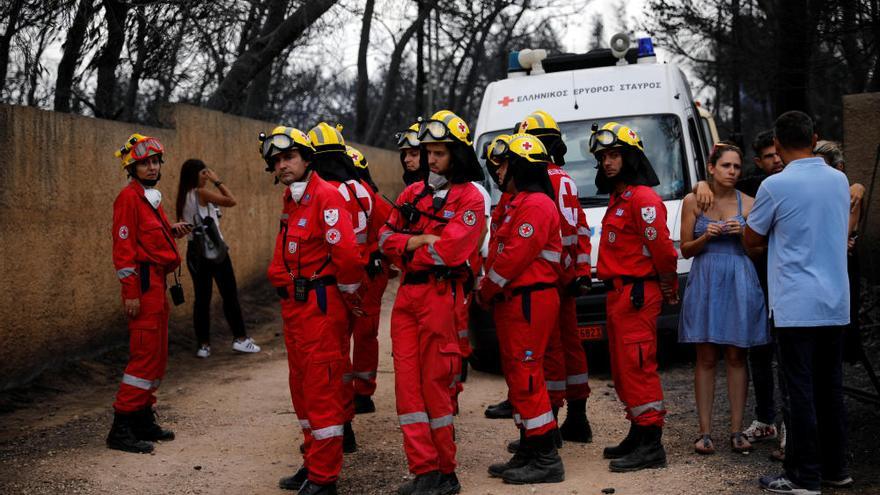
[476, 114, 688, 206]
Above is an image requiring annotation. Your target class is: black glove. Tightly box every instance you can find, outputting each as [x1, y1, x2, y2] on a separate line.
[365, 251, 384, 278]
[399, 202, 421, 224]
[567, 276, 592, 297]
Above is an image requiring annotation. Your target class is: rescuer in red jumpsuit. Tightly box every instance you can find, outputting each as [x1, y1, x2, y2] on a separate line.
[591, 122, 680, 472]
[262, 126, 364, 495]
[478, 133, 566, 485]
[109, 133, 192, 454]
[379, 110, 485, 495]
[346, 144, 393, 414]
[307, 123, 373, 449]
[397, 122, 427, 186]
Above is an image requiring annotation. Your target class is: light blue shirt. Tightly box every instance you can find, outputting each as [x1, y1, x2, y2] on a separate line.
[747, 157, 850, 327]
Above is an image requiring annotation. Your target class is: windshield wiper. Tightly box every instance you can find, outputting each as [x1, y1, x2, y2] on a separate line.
[580, 197, 609, 207]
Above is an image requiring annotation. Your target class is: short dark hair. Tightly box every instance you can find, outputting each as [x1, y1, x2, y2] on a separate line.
[751, 130, 775, 156]
[774, 111, 814, 150]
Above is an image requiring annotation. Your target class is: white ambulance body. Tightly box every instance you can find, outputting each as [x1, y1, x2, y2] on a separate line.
[469, 42, 716, 360]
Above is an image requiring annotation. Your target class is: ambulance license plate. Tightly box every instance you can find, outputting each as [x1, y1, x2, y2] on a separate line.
[578, 325, 604, 341]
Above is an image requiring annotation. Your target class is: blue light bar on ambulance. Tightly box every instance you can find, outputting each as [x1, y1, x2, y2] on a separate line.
[637, 38, 655, 58]
[508, 51, 526, 73]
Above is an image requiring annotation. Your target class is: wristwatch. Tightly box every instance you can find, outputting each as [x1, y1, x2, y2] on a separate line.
[214, 180, 223, 187]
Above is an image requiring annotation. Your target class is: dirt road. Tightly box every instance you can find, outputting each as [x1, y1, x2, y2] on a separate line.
[1, 281, 877, 494]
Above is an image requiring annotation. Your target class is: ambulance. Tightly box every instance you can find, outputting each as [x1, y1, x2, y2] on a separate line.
[469, 34, 719, 371]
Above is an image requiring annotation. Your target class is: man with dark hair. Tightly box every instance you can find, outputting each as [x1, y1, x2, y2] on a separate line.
[745, 111, 851, 495]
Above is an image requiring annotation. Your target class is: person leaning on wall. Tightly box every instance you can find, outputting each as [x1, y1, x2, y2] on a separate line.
[175, 159, 260, 358]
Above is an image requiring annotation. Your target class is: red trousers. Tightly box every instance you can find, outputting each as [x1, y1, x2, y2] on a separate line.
[282, 284, 350, 485]
[544, 316, 566, 408]
[391, 279, 460, 475]
[496, 287, 559, 437]
[451, 281, 472, 413]
[351, 269, 389, 396]
[560, 295, 591, 400]
[606, 280, 666, 427]
[114, 265, 169, 413]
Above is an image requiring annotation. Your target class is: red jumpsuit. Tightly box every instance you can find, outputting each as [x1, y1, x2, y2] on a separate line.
[379, 181, 485, 476]
[597, 184, 678, 428]
[268, 174, 364, 485]
[326, 178, 375, 410]
[480, 191, 562, 438]
[350, 189, 391, 397]
[547, 164, 593, 406]
[112, 181, 181, 413]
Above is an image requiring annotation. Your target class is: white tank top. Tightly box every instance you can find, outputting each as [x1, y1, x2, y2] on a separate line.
[182, 189, 223, 241]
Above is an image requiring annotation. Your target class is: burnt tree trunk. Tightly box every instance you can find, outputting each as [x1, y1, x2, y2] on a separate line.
[244, 0, 289, 119]
[94, 0, 130, 119]
[354, 0, 375, 140]
[123, 7, 147, 121]
[54, 0, 94, 112]
[0, 0, 24, 94]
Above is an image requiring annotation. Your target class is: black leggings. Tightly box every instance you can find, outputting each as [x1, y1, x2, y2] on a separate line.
[186, 243, 246, 344]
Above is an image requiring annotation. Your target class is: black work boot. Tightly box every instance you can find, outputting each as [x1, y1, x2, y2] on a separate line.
[438, 471, 461, 494]
[132, 406, 175, 442]
[608, 425, 667, 472]
[459, 357, 469, 383]
[501, 430, 565, 484]
[603, 421, 641, 459]
[354, 394, 376, 414]
[484, 399, 514, 419]
[106, 412, 154, 454]
[343, 421, 357, 453]
[397, 470, 442, 495]
[298, 480, 338, 495]
[559, 398, 593, 443]
[507, 407, 562, 453]
[489, 431, 533, 478]
[278, 466, 308, 491]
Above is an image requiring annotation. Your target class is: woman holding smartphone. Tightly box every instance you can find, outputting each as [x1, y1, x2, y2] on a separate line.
[175, 159, 260, 358]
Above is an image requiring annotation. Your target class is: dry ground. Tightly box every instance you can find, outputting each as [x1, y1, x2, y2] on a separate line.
[1, 280, 878, 494]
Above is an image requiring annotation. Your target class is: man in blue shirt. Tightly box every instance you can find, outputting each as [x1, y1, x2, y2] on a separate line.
[745, 111, 851, 495]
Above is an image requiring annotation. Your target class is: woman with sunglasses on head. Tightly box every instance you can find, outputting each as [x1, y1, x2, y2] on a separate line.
[175, 159, 260, 359]
[379, 110, 485, 495]
[678, 142, 769, 456]
[109, 134, 192, 454]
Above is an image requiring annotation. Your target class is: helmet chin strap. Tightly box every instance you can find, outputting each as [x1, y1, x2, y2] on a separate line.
[137, 172, 160, 188]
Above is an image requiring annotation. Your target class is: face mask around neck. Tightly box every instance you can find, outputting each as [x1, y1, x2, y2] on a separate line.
[427, 171, 449, 191]
[289, 181, 309, 202]
[143, 188, 162, 209]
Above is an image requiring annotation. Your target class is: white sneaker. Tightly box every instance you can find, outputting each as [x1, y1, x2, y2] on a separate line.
[744, 420, 778, 443]
[196, 345, 211, 358]
[233, 337, 261, 353]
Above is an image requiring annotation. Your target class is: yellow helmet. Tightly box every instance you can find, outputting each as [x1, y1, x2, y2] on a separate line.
[589, 121, 644, 154]
[418, 110, 472, 146]
[517, 110, 561, 137]
[308, 122, 346, 153]
[346, 145, 368, 169]
[502, 133, 551, 164]
[485, 134, 512, 165]
[115, 133, 164, 169]
[396, 122, 420, 149]
[259, 126, 314, 167]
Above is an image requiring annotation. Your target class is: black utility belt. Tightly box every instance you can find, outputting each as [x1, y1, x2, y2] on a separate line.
[493, 282, 557, 302]
[603, 276, 658, 290]
[276, 276, 337, 300]
[603, 276, 658, 309]
[402, 268, 467, 286]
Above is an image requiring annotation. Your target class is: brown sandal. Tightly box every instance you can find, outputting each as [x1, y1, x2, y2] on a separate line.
[730, 432, 753, 454]
[694, 434, 715, 455]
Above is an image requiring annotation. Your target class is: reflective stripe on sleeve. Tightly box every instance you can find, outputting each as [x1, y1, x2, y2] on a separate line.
[378, 231, 393, 250]
[312, 424, 345, 440]
[629, 400, 665, 418]
[122, 373, 158, 391]
[521, 410, 555, 430]
[545, 380, 566, 391]
[487, 268, 509, 287]
[398, 412, 430, 426]
[539, 250, 561, 263]
[576, 254, 591, 265]
[117, 267, 137, 279]
[561, 235, 577, 246]
[566, 373, 589, 385]
[429, 414, 454, 429]
[427, 244, 445, 266]
[338, 282, 361, 294]
[577, 227, 591, 236]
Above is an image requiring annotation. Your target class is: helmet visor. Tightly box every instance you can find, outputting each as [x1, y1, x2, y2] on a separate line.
[129, 138, 164, 162]
[261, 133, 295, 160]
[488, 139, 510, 165]
[589, 129, 618, 153]
[417, 119, 451, 142]
[396, 130, 420, 149]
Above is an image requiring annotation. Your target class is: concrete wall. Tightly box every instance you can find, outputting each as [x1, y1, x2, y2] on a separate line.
[842, 93, 880, 281]
[0, 104, 404, 390]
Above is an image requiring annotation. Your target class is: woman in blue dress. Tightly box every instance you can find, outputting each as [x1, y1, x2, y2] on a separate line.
[679, 142, 769, 455]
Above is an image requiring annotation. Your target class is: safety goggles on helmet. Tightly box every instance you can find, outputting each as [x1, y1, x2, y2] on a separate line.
[417, 119, 453, 142]
[589, 128, 619, 152]
[129, 137, 164, 162]
[487, 137, 511, 165]
[418, 110, 472, 145]
[589, 122, 644, 153]
[259, 126, 314, 167]
[396, 129, 420, 149]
